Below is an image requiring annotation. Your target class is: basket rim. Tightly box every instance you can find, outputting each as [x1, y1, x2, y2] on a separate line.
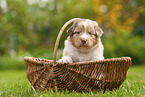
[24, 56, 131, 66]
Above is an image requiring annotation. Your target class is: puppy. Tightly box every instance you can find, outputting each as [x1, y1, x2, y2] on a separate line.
[58, 19, 104, 64]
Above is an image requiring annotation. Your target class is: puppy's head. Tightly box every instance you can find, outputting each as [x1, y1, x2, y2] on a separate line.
[67, 19, 103, 50]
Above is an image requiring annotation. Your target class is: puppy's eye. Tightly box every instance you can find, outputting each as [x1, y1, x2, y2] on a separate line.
[89, 33, 93, 35]
[89, 32, 98, 37]
[75, 32, 80, 34]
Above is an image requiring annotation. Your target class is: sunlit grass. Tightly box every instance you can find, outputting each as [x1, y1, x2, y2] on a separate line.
[0, 65, 145, 97]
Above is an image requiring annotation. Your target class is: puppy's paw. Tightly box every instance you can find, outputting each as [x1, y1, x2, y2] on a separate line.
[58, 56, 73, 64]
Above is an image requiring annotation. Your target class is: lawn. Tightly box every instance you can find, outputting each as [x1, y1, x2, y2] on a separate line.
[0, 65, 145, 97]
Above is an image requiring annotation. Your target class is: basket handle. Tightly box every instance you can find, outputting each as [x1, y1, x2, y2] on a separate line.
[53, 18, 81, 65]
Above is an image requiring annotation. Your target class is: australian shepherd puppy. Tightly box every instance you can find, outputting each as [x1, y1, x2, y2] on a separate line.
[58, 19, 104, 64]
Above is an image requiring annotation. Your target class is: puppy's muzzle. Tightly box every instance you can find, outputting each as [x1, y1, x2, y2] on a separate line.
[81, 39, 87, 44]
[80, 38, 88, 46]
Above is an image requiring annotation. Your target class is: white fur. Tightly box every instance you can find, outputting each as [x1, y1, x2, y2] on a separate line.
[58, 37, 104, 64]
[81, 33, 89, 39]
[84, 20, 88, 31]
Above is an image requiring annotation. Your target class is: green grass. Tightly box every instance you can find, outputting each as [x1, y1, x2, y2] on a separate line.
[0, 65, 145, 97]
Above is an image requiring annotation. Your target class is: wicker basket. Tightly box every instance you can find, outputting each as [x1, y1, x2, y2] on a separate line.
[24, 18, 131, 92]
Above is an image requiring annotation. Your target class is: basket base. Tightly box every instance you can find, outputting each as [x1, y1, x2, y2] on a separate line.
[24, 57, 131, 92]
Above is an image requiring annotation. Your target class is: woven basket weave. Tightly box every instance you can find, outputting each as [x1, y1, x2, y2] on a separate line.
[24, 18, 131, 92]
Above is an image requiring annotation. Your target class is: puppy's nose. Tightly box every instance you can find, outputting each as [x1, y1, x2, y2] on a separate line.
[81, 39, 87, 44]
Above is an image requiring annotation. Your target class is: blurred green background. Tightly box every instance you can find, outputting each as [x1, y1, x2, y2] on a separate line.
[0, 0, 145, 70]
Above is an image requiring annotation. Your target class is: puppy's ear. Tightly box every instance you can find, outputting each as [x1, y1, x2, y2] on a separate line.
[67, 19, 81, 36]
[95, 26, 104, 37]
[67, 25, 74, 36]
[94, 21, 104, 37]
[93, 21, 103, 37]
